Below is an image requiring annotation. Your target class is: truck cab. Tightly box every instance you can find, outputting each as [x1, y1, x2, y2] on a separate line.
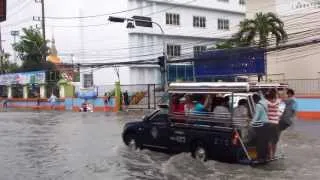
[122, 82, 288, 163]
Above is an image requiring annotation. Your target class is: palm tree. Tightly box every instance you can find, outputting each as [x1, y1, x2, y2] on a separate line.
[235, 12, 288, 48]
[13, 26, 55, 71]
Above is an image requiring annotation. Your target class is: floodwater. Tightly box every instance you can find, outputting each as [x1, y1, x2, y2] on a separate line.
[0, 111, 320, 180]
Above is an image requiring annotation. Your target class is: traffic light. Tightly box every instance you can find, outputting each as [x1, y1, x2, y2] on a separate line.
[158, 56, 165, 72]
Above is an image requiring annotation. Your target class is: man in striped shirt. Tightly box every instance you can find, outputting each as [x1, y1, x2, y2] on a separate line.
[265, 89, 281, 159]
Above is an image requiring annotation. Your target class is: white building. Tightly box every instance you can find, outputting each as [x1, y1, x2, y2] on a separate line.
[1, 0, 245, 89]
[247, 0, 320, 81]
[80, 0, 246, 88]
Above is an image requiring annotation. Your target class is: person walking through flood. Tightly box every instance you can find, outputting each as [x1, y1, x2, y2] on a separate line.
[279, 89, 297, 131]
[2, 97, 8, 110]
[48, 93, 57, 110]
[250, 93, 270, 162]
[265, 89, 282, 159]
[123, 90, 129, 106]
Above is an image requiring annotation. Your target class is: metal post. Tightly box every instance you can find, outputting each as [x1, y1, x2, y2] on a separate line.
[11, 31, 19, 64]
[153, 84, 156, 109]
[71, 54, 74, 111]
[192, 61, 196, 82]
[13, 35, 16, 63]
[264, 49, 267, 82]
[0, 24, 2, 52]
[41, 0, 46, 41]
[147, 84, 150, 109]
[40, 0, 46, 62]
[153, 22, 168, 90]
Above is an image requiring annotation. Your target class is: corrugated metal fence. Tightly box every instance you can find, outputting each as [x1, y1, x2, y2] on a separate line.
[282, 79, 320, 95]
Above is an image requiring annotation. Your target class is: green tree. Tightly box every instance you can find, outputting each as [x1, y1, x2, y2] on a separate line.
[215, 39, 237, 49]
[0, 53, 20, 74]
[13, 26, 56, 72]
[235, 12, 287, 48]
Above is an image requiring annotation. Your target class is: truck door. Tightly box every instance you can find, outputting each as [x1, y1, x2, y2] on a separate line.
[143, 113, 170, 150]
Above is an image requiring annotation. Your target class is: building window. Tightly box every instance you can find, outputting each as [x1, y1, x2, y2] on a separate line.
[194, 46, 207, 57]
[193, 16, 206, 28]
[12, 85, 23, 98]
[167, 45, 181, 57]
[239, 0, 245, 5]
[83, 74, 93, 88]
[218, 19, 230, 30]
[166, 13, 180, 25]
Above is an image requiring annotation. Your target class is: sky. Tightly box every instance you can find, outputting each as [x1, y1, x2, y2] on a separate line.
[1, 0, 130, 64]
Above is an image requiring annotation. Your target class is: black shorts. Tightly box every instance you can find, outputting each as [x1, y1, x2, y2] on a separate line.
[268, 123, 280, 144]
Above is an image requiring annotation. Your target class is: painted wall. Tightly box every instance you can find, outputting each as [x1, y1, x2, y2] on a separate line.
[246, 0, 276, 18]
[247, 0, 320, 80]
[2, 96, 320, 120]
[1, 97, 117, 112]
[296, 96, 320, 120]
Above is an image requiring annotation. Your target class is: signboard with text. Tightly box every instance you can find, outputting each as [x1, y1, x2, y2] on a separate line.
[0, 0, 6, 22]
[276, 0, 320, 15]
[0, 71, 46, 85]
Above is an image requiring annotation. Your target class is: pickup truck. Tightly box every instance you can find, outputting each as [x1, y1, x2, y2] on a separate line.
[122, 82, 287, 164]
[122, 109, 242, 162]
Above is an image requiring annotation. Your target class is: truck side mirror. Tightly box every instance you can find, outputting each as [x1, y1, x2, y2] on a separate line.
[142, 115, 148, 122]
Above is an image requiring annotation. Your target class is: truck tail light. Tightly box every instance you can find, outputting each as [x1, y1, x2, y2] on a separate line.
[232, 130, 240, 146]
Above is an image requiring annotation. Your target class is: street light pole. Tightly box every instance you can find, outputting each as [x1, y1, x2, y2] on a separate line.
[108, 16, 168, 90]
[41, 0, 46, 42]
[149, 21, 168, 90]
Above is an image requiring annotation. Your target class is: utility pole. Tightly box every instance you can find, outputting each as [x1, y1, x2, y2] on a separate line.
[41, 0, 46, 62]
[0, 24, 3, 53]
[34, 0, 46, 61]
[10, 30, 19, 64]
[41, 0, 46, 42]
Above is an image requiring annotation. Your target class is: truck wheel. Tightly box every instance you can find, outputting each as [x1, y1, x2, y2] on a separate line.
[192, 142, 208, 162]
[124, 133, 140, 150]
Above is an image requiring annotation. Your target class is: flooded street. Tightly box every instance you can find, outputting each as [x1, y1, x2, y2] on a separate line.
[0, 111, 320, 180]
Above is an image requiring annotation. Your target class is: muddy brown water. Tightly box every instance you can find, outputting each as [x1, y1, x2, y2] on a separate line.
[0, 111, 319, 180]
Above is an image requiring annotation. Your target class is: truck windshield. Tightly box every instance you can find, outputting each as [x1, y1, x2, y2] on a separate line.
[145, 109, 160, 120]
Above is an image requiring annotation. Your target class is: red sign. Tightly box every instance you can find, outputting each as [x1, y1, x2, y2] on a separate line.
[0, 0, 6, 22]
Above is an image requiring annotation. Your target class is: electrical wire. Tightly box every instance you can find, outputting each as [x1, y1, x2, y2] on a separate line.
[45, 4, 154, 20]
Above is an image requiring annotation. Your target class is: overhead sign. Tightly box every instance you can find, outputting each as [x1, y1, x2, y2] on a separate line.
[0, 71, 46, 85]
[0, 0, 6, 22]
[194, 48, 266, 77]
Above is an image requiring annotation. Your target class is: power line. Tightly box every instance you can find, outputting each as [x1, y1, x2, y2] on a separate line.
[7, 0, 33, 16]
[45, 4, 153, 20]
[5, 0, 320, 61]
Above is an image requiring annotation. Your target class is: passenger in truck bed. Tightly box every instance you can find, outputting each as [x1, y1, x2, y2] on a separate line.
[213, 97, 231, 115]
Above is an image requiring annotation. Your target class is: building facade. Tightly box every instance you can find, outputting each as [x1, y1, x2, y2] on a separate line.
[80, 0, 246, 87]
[247, 0, 320, 82]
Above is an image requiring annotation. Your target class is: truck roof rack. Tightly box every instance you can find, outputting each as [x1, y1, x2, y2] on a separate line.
[168, 82, 250, 93]
[168, 82, 289, 94]
[249, 82, 288, 91]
